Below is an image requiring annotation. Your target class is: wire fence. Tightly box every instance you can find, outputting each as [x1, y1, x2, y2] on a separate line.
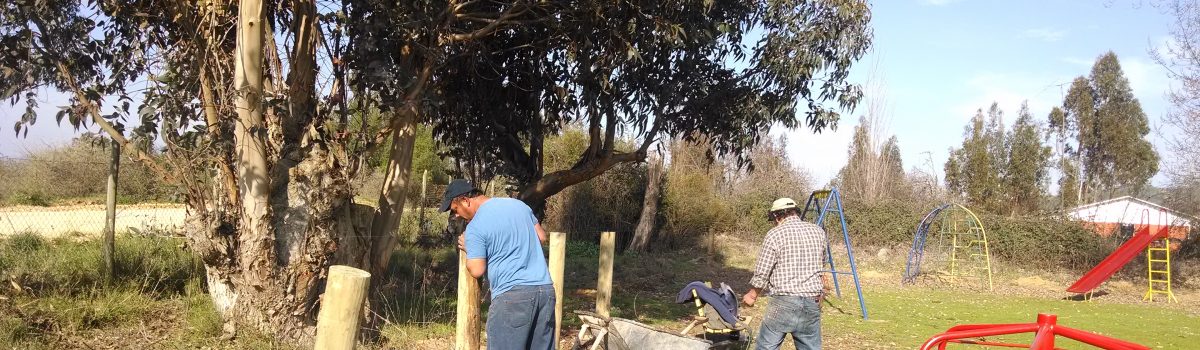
[0, 174, 450, 240]
[0, 203, 186, 238]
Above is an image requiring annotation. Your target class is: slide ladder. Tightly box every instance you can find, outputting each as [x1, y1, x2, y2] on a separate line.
[1144, 210, 1178, 302]
[800, 186, 868, 320]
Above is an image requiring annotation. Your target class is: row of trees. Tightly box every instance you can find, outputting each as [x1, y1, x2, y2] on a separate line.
[944, 52, 1158, 215]
[1, 0, 873, 343]
[944, 102, 1051, 215]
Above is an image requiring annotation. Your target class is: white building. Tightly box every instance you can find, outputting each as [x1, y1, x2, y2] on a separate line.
[1066, 196, 1192, 240]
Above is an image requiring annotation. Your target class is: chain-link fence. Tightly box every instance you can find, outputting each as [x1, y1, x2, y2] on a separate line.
[0, 204, 185, 237]
[0, 167, 455, 240]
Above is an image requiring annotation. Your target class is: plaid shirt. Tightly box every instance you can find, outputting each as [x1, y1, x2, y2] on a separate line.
[750, 216, 827, 297]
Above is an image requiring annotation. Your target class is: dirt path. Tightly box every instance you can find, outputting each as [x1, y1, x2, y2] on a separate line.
[0, 204, 186, 237]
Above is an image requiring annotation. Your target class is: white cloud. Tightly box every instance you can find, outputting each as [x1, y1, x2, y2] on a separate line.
[1122, 57, 1168, 100]
[919, 0, 962, 6]
[1023, 28, 1067, 42]
[778, 121, 856, 187]
[948, 71, 1072, 123]
[1061, 57, 1093, 67]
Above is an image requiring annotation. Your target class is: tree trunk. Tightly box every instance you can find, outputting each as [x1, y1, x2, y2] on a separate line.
[368, 108, 419, 284]
[629, 156, 663, 252]
[182, 1, 393, 345]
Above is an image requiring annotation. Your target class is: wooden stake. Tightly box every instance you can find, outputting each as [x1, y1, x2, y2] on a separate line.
[314, 265, 371, 350]
[103, 139, 119, 281]
[418, 169, 428, 236]
[549, 232, 567, 347]
[455, 250, 482, 350]
[597, 231, 616, 318]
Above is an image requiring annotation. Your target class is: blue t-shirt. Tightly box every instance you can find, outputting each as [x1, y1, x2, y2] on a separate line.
[464, 198, 553, 299]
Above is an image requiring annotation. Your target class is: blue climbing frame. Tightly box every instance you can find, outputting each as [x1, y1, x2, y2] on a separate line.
[904, 204, 951, 284]
[799, 186, 868, 320]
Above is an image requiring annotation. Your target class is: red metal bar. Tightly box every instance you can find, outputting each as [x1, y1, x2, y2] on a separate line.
[1029, 314, 1057, 349]
[920, 314, 1151, 350]
[1056, 326, 1151, 350]
[949, 339, 1044, 348]
[945, 323, 1031, 332]
[919, 324, 1041, 350]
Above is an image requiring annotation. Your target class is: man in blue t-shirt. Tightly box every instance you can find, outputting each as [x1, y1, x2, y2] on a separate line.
[441, 179, 556, 350]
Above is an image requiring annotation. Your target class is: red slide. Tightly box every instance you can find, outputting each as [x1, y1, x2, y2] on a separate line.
[1067, 225, 1168, 294]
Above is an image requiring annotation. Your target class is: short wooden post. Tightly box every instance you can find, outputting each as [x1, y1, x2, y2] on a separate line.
[314, 265, 371, 350]
[597, 231, 616, 318]
[455, 250, 482, 350]
[548, 232, 567, 347]
[103, 139, 119, 281]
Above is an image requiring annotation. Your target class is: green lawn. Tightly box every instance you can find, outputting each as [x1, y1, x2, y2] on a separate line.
[3, 233, 1197, 349]
[812, 287, 1200, 349]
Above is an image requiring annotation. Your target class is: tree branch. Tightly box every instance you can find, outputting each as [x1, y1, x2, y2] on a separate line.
[54, 62, 179, 185]
[442, 2, 529, 43]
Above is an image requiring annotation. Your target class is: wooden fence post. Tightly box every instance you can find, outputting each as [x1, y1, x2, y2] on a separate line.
[597, 231, 616, 318]
[418, 169, 428, 235]
[455, 250, 482, 350]
[549, 232, 567, 347]
[314, 265, 371, 350]
[103, 139, 120, 281]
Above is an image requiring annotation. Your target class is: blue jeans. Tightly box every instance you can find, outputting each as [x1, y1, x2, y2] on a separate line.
[487, 284, 557, 350]
[755, 295, 821, 350]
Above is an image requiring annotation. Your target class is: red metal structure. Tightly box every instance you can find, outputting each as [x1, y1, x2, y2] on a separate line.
[919, 314, 1149, 350]
[1066, 225, 1168, 294]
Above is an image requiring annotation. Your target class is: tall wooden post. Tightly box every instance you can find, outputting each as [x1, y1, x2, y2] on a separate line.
[548, 232, 567, 347]
[103, 139, 120, 281]
[597, 231, 616, 318]
[418, 169, 428, 235]
[314, 266, 371, 350]
[455, 250, 482, 350]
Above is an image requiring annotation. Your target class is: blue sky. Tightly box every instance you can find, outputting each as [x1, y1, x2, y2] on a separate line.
[1, 0, 1179, 191]
[780, 0, 1175, 189]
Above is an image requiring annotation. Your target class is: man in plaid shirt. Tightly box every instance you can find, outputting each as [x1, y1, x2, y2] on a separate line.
[743, 197, 829, 350]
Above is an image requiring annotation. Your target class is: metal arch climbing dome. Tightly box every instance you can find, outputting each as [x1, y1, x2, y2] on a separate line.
[903, 203, 994, 291]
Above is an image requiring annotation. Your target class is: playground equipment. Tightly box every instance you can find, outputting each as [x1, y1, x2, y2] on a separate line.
[919, 313, 1150, 350]
[799, 186, 868, 320]
[904, 203, 994, 291]
[1067, 210, 1178, 302]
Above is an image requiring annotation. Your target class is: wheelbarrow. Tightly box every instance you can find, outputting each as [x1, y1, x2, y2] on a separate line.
[569, 310, 751, 350]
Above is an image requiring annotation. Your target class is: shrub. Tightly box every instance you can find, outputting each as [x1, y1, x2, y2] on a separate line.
[0, 135, 171, 206]
[0, 233, 202, 296]
[838, 200, 1115, 271]
[542, 128, 646, 242]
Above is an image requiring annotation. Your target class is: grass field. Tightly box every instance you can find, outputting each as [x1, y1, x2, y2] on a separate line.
[1, 232, 1198, 349]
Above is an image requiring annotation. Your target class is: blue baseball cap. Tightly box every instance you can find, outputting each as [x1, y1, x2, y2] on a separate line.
[440, 179, 478, 212]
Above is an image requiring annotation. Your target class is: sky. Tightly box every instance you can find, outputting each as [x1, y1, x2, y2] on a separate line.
[0, 0, 1181, 191]
[778, 0, 1176, 189]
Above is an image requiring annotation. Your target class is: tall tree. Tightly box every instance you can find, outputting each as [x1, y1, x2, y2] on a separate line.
[1062, 77, 1095, 202]
[838, 116, 908, 204]
[1047, 106, 1080, 208]
[431, 0, 873, 210]
[1062, 52, 1159, 202]
[945, 104, 1006, 212]
[1004, 102, 1051, 215]
[1154, 0, 1200, 216]
[629, 153, 663, 252]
